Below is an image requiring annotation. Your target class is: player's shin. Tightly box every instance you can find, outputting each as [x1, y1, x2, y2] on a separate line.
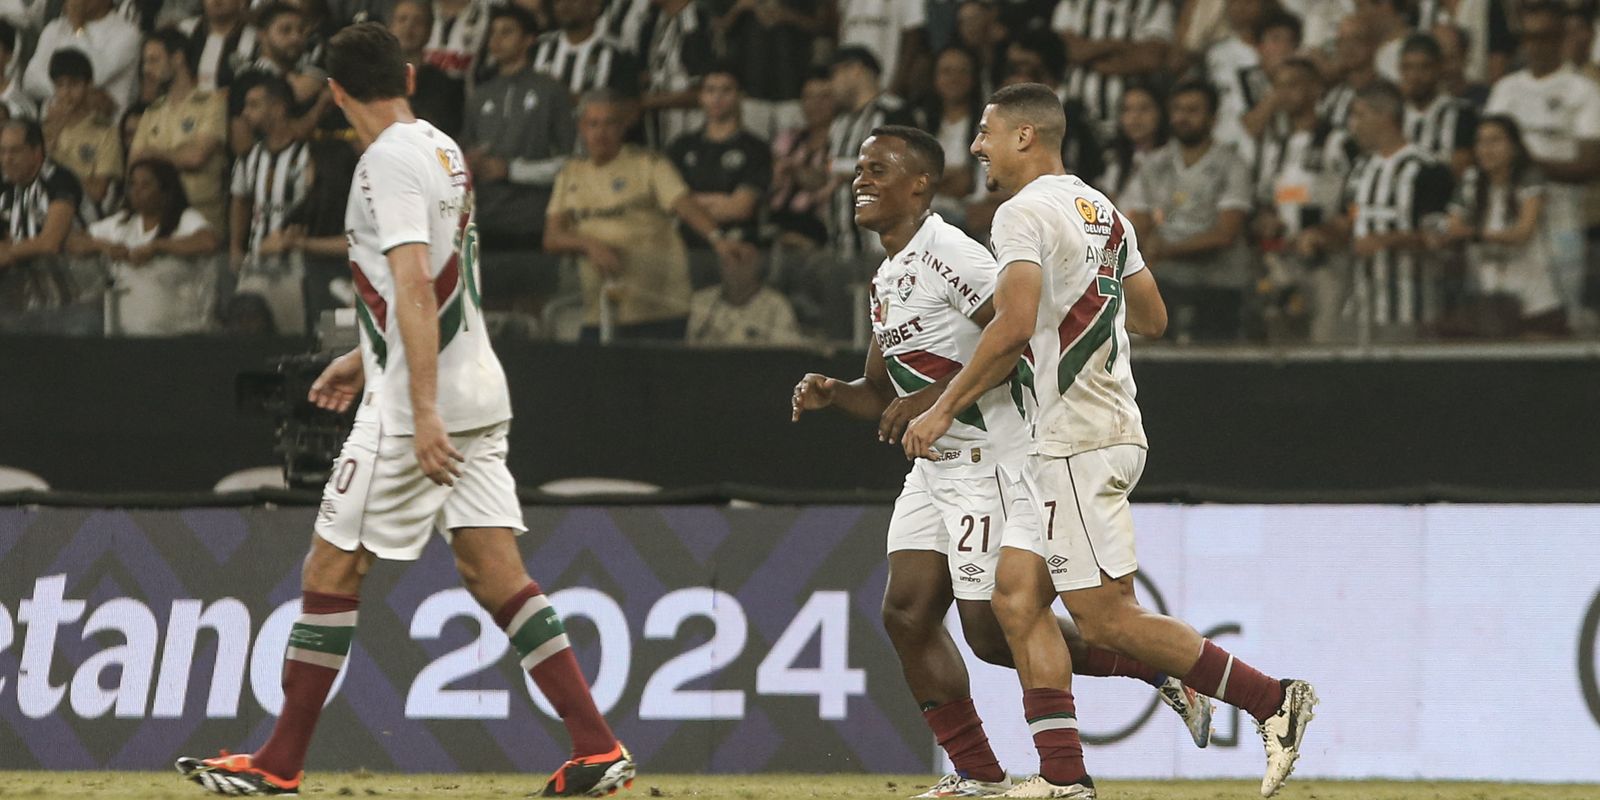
[496, 580, 617, 757]
[253, 591, 360, 781]
[1182, 638, 1286, 723]
[1071, 645, 1163, 686]
[923, 698, 1006, 783]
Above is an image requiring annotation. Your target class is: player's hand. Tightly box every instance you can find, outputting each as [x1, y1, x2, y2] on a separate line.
[791, 373, 838, 421]
[414, 412, 465, 486]
[878, 385, 941, 444]
[308, 351, 365, 413]
[901, 405, 952, 461]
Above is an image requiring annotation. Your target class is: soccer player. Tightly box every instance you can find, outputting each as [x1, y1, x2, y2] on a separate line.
[791, 125, 1212, 799]
[901, 84, 1319, 799]
[175, 24, 635, 798]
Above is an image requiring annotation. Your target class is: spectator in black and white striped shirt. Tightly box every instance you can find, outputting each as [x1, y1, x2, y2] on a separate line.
[1050, 0, 1174, 142]
[229, 76, 311, 334]
[824, 46, 912, 261]
[177, 0, 259, 93]
[531, 0, 641, 100]
[1399, 33, 1475, 175]
[0, 120, 88, 326]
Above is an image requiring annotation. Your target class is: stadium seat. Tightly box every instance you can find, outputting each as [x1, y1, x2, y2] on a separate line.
[0, 466, 48, 491]
[538, 478, 661, 496]
[214, 467, 288, 493]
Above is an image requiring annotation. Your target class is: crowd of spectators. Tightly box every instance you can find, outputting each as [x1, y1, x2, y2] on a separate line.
[0, 0, 1598, 345]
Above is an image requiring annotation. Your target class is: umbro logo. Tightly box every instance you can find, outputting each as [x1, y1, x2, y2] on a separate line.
[958, 564, 985, 576]
[1047, 555, 1069, 568]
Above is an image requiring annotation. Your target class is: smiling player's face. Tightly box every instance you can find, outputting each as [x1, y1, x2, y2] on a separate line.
[852, 135, 922, 233]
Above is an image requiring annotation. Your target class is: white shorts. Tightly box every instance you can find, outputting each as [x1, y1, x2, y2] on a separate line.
[1000, 445, 1145, 592]
[886, 460, 1006, 600]
[314, 415, 527, 561]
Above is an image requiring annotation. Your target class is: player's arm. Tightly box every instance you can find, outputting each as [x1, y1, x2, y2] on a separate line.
[309, 347, 364, 413]
[902, 262, 1040, 460]
[1123, 268, 1167, 338]
[792, 338, 897, 423]
[389, 241, 464, 486]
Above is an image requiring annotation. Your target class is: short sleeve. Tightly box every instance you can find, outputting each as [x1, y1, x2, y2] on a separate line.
[88, 214, 120, 241]
[547, 164, 574, 218]
[1120, 159, 1154, 213]
[1133, 0, 1175, 41]
[1573, 80, 1600, 141]
[990, 199, 1050, 269]
[1119, 213, 1147, 278]
[230, 156, 251, 197]
[45, 168, 82, 208]
[357, 145, 430, 252]
[933, 233, 1001, 318]
[174, 207, 211, 235]
[650, 153, 690, 213]
[1218, 151, 1253, 212]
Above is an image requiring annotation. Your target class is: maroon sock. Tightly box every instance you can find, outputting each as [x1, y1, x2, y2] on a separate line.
[1074, 647, 1164, 686]
[254, 591, 360, 780]
[496, 581, 616, 757]
[1182, 639, 1286, 723]
[923, 698, 1004, 782]
[1021, 688, 1089, 786]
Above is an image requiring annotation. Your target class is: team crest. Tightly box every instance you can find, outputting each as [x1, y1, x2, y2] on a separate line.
[1075, 197, 1113, 236]
[684, 151, 698, 168]
[612, 178, 626, 192]
[182, 117, 195, 132]
[721, 150, 745, 171]
[523, 90, 538, 110]
[78, 144, 95, 163]
[436, 147, 467, 186]
[895, 271, 916, 301]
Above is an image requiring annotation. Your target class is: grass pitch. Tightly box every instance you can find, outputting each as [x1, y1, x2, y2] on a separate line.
[0, 773, 1594, 799]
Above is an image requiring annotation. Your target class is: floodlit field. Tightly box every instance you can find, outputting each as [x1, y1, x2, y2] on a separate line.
[1, 773, 1596, 800]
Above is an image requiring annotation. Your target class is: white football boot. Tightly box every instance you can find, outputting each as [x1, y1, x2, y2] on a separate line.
[913, 772, 1013, 797]
[1257, 679, 1319, 797]
[999, 775, 1095, 799]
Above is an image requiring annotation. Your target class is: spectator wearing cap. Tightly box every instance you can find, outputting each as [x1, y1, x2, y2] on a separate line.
[1399, 33, 1475, 175]
[0, 119, 91, 331]
[666, 64, 772, 287]
[1484, 1, 1600, 323]
[463, 4, 576, 314]
[1051, 0, 1174, 142]
[390, 0, 465, 138]
[23, 0, 142, 112]
[713, 0, 827, 143]
[0, 22, 34, 121]
[835, 0, 928, 100]
[1123, 80, 1255, 343]
[130, 29, 228, 233]
[42, 49, 123, 225]
[825, 46, 913, 262]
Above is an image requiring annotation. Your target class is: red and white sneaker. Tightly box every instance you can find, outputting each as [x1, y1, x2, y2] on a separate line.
[542, 742, 637, 797]
[176, 751, 302, 796]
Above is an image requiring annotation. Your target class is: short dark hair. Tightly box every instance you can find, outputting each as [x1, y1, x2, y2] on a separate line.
[1170, 78, 1219, 116]
[328, 22, 408, 102]
[703, 62, 741, 89]
[48, 48, 94, 84]
[488, 4, 539, 36]
[1012, 29, 1067, 83]
[1255, 10, 1302, 46]
[246, 74, 296, 110]
[0, 21, 17, 56]
[1401, 32, 1443, 61]
[830, 45, 881, 77]
[255, 1, 304, 31]
[1, 119, 45, 151]
[148, 26, 199, 78]
[986, 82, 1066, 146]
[868, 124, 945, 184]
[1354, 80, 1405, 125]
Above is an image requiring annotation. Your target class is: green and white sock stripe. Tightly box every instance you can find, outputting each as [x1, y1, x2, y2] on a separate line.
[1027, 711, 1079, 736]
[504, 593, 571, 670]
[285, 610, 358, 670]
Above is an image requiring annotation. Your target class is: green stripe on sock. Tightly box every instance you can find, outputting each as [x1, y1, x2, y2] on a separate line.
[288, 622, 354, 656]
[508, 605, 566, 659]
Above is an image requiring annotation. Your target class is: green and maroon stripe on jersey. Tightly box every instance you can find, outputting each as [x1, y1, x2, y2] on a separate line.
[350, 262, 389, 369]
[1054, 214, 1129, 394]
[885, 350, 987, 431]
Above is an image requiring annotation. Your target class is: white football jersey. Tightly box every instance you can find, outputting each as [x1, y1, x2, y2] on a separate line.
[989, 175, 1147, 458]
[346, 119, 510, 435]
[870, 213, 1028, 470]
